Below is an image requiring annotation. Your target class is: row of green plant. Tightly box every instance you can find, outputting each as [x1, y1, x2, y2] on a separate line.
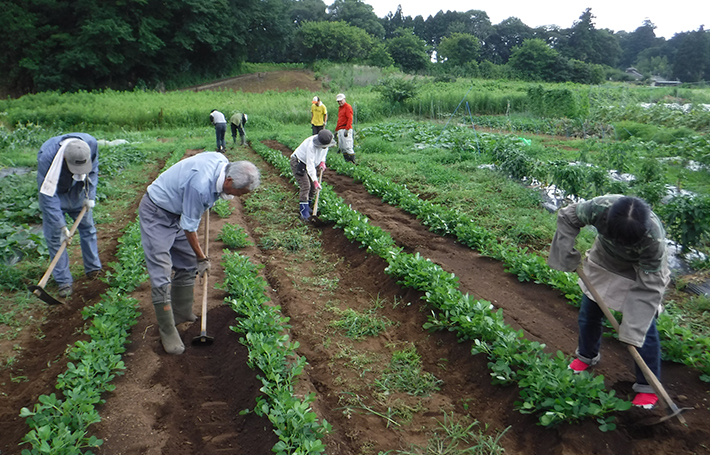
[16, 146, 189, 454]
[19, 223, 144, 454]
[359, 120, 710, 255]
[268, 120, 710, 384]
[329, 133, 710, 383]
[220, 250, 331, 454]
[251, 139, 631, 429]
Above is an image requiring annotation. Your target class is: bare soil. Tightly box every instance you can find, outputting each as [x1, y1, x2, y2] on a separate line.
[1, 72, 709, 455]
[181, 70, 324, 94]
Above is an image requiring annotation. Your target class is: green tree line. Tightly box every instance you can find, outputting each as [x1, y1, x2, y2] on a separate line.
[2, 0, 709, 95]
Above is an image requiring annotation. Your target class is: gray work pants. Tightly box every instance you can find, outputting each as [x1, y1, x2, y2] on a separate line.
[139, 193, 197, 288]
[290, 154, 316, 203]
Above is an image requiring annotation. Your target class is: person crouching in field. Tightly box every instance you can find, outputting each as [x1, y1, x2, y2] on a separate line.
[289, 130, 335, 221]
[548, 195, 670, 409]
[209, 109, 227, 153]
[37, 133, 103, 298]
[139, 154, 260, 354]
[230, 112, 248, 146]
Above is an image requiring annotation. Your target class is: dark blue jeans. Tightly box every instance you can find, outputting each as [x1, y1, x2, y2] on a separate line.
[215, 123, 227, 149]
[578, 294, 661, 392]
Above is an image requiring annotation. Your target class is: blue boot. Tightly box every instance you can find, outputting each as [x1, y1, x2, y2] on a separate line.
[299, 202, 312, 220]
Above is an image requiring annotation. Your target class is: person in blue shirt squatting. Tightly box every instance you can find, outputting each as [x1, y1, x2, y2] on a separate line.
[139, 153, 260, 354]
[37, 133, 103, 298]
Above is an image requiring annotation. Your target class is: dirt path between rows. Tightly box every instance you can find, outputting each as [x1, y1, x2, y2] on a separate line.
[2, 140, 709, 455]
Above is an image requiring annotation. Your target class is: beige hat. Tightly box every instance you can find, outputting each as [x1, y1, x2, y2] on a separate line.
[64, 140, 92, 174]
[336, 93, 346, 101]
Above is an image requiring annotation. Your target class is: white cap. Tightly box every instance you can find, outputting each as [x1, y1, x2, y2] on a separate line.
[312, 96, 319, 102]
[336, 93, 346, 101]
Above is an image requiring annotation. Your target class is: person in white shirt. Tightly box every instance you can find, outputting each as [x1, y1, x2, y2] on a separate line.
[209, 109, 228, 153]
[289, 130, 335, 220]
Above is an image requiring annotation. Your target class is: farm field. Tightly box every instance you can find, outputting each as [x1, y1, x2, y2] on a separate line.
[1, 71, 710, 455]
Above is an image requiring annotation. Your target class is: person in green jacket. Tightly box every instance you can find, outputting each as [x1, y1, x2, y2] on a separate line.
[230, 112, 248, 146]
[548, 195, 670, 409]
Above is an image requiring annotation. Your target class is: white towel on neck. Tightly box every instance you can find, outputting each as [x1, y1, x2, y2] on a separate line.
[40, 139, 78, 197]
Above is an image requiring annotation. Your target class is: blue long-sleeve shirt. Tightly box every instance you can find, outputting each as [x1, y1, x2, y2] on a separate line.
[37, 133, 99, 227]
[146, 152, 227, 232]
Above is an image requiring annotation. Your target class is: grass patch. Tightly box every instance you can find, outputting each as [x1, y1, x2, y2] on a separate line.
[375, 345, 443, 397]
[392, 413, 509, 455]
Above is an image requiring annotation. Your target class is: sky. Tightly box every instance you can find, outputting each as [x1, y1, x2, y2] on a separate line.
[362, 0, 708, 39]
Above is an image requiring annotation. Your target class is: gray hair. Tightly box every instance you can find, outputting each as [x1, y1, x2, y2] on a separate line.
[225, 161, 260, 191]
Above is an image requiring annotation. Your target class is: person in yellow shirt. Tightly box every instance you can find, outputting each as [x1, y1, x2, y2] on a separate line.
[310, 96, 328, 135]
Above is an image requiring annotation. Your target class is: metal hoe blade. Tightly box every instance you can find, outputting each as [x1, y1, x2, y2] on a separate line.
[577, 266, 691, 426]
[28, 285, 63, 306]
[29, 205, 88, 305]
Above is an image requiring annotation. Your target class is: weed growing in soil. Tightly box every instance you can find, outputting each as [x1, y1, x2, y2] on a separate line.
[387, 413, 508, 455]
[375, 345, 443, 397]
[330, 307, 394, 340]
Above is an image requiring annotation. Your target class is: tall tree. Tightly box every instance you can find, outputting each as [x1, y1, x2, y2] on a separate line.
[327, 0, 385, 38]
[482, 17, 533, 64]
[672, 27, 710, 82]
[557, 8, 621, 67]
[386, 28, 429, 72]
[295, 20, 374, 62]
[437, 33, 481, 65]
[1, 0, 260, 93]
[382, 5, 414, 39]
[291, 0, 328, 26]
[508, 38, 561, 81]
[618, 20, 663, 68]
[245, 0, 296, 62]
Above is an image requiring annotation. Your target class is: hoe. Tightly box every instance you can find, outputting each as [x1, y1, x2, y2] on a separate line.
[29, 205, 88, 305]
[577, 266, 692, 425]
[192, 211, 214, 346]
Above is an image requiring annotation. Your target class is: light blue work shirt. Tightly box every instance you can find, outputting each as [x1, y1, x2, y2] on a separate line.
[146, 152, 227, 232]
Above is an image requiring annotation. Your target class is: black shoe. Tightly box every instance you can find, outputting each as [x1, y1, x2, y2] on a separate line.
[87, 269, 103, 280]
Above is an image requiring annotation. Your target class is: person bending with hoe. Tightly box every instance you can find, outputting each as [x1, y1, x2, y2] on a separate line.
[548, 195, 670, 409]
[289, 129, 335, 221]
[37, 133, 103, 298]
[139, 153, 260, 354]
[230, 112, 248, 146]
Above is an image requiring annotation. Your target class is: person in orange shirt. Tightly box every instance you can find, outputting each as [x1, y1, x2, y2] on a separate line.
[335, 93, 355, 164]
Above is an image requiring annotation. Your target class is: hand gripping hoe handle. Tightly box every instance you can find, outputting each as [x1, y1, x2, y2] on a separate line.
[576, 266, 692, 425]
[29, 205, 88, 305]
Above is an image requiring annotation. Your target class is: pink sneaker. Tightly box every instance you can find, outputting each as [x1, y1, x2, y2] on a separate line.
[568, 358, 590, 373]
[632, 393, 658, 409]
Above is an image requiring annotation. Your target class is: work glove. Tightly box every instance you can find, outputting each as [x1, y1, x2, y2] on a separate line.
[344, 130, 348, 137]
[313, 180, 322, 191]
[83, 199, 95, 209]
[318, 161, 326, 171]
[196, 257, 211, 278]
[60, 226, 72, 245]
